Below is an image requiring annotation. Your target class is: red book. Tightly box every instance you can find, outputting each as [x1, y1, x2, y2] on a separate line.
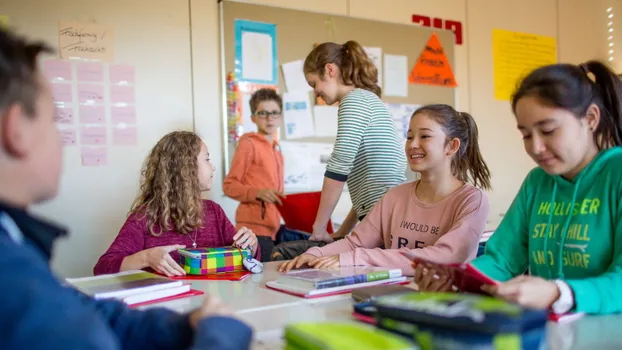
[128, 289, 204, 308]
[277, 192, 333, 233]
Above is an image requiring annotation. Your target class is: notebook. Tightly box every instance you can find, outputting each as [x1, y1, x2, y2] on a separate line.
[66, 270, 184, 300]
[277, 192, 333, 233]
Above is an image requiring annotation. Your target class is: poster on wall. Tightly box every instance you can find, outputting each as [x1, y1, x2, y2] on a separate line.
[408, 32, 457, 88]
[492, 29, 556, 101]
[234, 19, 278, 85]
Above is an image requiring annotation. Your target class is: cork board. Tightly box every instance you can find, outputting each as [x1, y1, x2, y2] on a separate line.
[220, 1, 457, 171]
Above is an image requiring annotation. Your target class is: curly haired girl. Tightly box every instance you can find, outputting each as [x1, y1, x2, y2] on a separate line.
[94, 131, 258, 276]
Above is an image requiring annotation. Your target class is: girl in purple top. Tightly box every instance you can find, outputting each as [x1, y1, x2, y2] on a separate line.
[94, 131, 259, 276]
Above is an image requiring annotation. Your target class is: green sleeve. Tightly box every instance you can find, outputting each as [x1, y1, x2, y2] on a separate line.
[565, 189, 622, 315]
[471, 173, 533, 281]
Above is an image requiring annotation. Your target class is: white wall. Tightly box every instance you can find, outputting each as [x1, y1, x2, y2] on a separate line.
[2, 0, 615, 276]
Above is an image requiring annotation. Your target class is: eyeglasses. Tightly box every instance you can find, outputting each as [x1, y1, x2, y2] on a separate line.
[254, 111, 282, 119]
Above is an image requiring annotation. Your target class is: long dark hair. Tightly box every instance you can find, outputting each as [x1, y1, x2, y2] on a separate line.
[512, 61, 622, 148]
[413, 104, 492, 190]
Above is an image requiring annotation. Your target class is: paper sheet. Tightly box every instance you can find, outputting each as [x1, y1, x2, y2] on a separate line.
[51, 83, 73, 104]
[282, 60, 312, 92]
[409, 33, 457, 87]
[79, 105, 106, 124]
[383, 54, 408, 97]
[492, 29, 557, 101]
[76, 62, 104, 82]
[110, 64, 135, 85]
[111, 106, 136, 124]
[55, 106, 74, 124]
[241, 31, 274, 82]
[241, 93, 257, 134]
[280, 141, 334, 192]
[58, 21, 114, 62]
[77, 84, 104, 103]
[283, 91, 314, 139]
[59, 128, 76, 146]
[385, 103, 420, 139]
[80, 126, 107, 145]
[364, 47, 383, 88]
[113, 126, 138, 145]
[43, 59, 73, 81]
[81, 147, 108, 166]
[313, 106, 338, 137]
[110, 85, 135, 104]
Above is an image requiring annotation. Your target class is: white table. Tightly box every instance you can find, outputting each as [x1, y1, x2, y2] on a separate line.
[144, 262, 622, 350]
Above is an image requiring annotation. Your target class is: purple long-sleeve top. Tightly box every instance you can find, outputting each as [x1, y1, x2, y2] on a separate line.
[93, 200, 255, 275]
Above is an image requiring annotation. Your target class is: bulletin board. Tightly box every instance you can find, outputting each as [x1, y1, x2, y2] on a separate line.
[219, 1, 457, 186]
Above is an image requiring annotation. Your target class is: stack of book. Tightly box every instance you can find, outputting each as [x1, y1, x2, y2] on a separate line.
[66, 270, 202, 307]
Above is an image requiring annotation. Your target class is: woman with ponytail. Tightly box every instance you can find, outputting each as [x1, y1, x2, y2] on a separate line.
[280, 104, 491, 275]
[302, 40, 407, 243]
[417, 61, 622, 316]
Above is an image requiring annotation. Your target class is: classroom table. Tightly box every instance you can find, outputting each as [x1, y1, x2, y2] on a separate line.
[144, 262, 622, 350]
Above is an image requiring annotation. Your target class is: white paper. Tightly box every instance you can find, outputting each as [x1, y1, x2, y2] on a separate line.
[313, 106, 339, 137]
[280, 141, 334, 192]
[283, 91, 315, 139]
[242, 94, 257, 134]
[364, 47, 383, 88]
[241, 31, 274, 82]
[385, 103, 420, 139]
[384, 54, 408, 97]
[282, 60, 312, 92]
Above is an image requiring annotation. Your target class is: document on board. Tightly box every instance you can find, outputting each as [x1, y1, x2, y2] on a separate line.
[386, 103, 419, 139]
[313, 106, 338, 138]
[58, 21, 114, 62]
[280, 141, 334, 192]
[384, 54, 408, 97]
[282, 60, 312, 92]
[364, 47, 383, 88]
[283, 91, 315, 139]
[241, 93, 257, 134]
[241, 31, 274, 82]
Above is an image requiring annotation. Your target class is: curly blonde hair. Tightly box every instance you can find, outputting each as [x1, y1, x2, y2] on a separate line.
[131, 131, 204, 236]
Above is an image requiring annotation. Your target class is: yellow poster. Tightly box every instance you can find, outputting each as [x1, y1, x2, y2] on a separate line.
[492, 29, 557, 101]
[0, 15, 9, 28]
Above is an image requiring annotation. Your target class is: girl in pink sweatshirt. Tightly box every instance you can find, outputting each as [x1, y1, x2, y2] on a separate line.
[279, 104, 491, 276]
[94, 131, 259, 276]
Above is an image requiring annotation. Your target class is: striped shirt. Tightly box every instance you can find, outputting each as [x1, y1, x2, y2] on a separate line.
[325, 88, 407, 218]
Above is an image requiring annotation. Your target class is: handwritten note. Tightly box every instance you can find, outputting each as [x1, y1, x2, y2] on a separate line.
[81, 147, 108, 166]
[58, 21, 114, 62]
[51, 83, 73, 103]
[493, 29, 557, 101]
[110, 85, 135, 104]
[409, 32, 457, 87]
[111, 106, 136, 124]
[80, 126, 107, 145]
[76, 61, 104, 82]
[55, 106, 74, 124]
[77, 84, 104, 103]
[59, 128, 76, 146]
[113, 126, 138, 146]
[110, 64, 135, 85]
[79, 105, 105, 124]
[43, 59, 73, 81]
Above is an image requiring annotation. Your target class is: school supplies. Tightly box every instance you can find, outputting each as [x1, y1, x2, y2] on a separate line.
[277, 191, 333, 234]
[178, 247, 251, 275]
[284, 322, 415, 350]
[373, 292, 548, 350]
[266, 266, 408, 298]
[157, 270, 252, 281]
[66, 270, 200, 306]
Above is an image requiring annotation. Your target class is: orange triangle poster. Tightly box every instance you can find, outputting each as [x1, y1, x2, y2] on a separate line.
[409, 32, 457, 87]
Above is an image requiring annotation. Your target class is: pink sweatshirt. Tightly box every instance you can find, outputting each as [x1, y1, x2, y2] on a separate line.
[306, 181, 490, 276]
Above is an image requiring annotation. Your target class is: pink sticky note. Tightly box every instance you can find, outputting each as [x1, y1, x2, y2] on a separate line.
[81, 147, 108, 166]
[111, 106, 137, 124]
[76, 62, 104, 82]
[59, 128, 76, 146]
[43, 59, 73, 81]
[110, 64, 135, 84]
[80, 126, 107, 145]
[51, 83, 73, 103]
[113, 126, 138, 146]
[55, 106, 74, 124]
[110, 85, 135, 104]
[79, 105, 106, 124]
[78, 84, 105, 103]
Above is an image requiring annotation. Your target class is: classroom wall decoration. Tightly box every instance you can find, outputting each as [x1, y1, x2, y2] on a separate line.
[492, 29, 557, 101]
[58, 21, 114, 62]
[412, 14, 464, 45]
[409, 32, 457, 88]
[234, 19, 278, 85]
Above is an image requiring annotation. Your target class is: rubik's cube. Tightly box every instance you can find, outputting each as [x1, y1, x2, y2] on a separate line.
[179, 247, 250, 275]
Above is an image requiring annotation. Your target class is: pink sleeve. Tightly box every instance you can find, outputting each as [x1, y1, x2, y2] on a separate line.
[93, 214, 146, 275]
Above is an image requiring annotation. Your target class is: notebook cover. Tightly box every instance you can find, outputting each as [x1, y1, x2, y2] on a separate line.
[128, 289, 204, 308]
[157, 270, 252, 281]
[277, 192, 333, 233]
[266, 279, 410, 299]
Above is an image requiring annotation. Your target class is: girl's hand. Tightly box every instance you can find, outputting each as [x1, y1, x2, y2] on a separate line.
[309, 255, 340, 269]
[233, 227, 258, 253]
[143, 245, 187, 276]
[278, 253, 316, 272]
[482, 275, 560, 309]
[413, 262, 454, 292]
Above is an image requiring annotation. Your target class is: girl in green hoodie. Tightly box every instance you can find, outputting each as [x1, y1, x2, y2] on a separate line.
[416, 61, 622, 315]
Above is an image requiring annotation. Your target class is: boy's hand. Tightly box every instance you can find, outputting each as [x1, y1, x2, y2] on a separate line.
[256, 188, 285, 205]
[188, 295, 233, 329]
[482, 276, 560, 309]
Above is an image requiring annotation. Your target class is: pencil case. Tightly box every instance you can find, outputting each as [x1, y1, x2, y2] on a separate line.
[178, 247, 250, 275]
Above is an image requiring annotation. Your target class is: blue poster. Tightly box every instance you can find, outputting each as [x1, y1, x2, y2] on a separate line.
[234, 19, 278, 85]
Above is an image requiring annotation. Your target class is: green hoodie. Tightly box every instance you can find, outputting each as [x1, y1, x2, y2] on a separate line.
[473, 147, 622, 315]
